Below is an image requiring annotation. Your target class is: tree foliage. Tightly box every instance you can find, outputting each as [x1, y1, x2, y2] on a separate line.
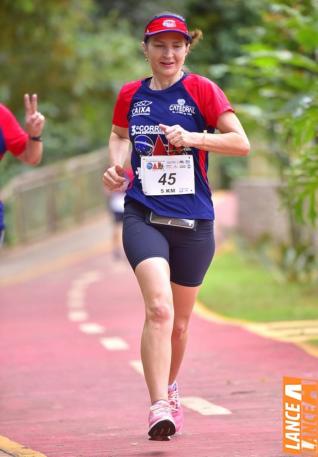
[0, 0, 148, 185]
[185, 0, 264, 81]
[227, 0, 318, 225]
[96, 0, 189, 34]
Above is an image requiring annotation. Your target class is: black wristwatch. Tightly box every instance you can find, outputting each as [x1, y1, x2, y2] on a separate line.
[29, 135, 42, 142]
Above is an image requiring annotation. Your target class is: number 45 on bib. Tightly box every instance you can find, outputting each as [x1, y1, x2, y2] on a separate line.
[140, 155, 195, 196]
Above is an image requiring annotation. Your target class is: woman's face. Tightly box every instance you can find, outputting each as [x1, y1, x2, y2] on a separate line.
[144, 32, 190, 79]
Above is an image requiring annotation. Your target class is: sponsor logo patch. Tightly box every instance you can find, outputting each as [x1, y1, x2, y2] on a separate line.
[162, 19, 176, 28]
[169, 99, 196, 116]
[131, 125, 163, 136]
[132, 100, 152, 117]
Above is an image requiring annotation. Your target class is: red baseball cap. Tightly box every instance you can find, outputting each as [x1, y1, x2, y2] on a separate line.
[144, 14, 192, 42]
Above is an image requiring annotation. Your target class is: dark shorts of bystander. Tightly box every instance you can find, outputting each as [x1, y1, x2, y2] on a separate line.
[112, 211, 124, 224]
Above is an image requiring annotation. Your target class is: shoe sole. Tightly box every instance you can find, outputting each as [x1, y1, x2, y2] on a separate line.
[148, 419, 176, 440]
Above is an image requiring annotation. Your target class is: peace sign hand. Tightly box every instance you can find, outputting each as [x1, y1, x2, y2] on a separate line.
[24, 93, 45, 137]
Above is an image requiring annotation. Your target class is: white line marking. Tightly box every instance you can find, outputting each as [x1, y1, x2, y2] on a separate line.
[100, 337, 129, 351]
[128, 361, 232, 416]
[130, 360, 144, 375]
[67, 295, 84, 308]
[84, 271, 103, 281]
[67, 270, 102, 309]
[67, 270, 103, 323]
[68, 310, 88, 322]
[79, 323, 105, 335]
[181, 397, 232, 415]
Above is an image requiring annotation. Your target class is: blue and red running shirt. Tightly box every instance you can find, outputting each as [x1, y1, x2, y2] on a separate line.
[0, 104, 28, 161]
[0, 104, 28, 231]
[112, 73, 234, 220]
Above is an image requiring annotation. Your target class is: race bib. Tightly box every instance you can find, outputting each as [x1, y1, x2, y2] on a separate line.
[140, 155, 195, 196]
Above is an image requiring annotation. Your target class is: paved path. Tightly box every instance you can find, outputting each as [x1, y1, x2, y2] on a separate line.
[0, 194, 317, 457]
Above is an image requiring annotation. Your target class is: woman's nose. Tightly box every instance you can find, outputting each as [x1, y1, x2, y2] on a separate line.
[163, 46, 173, 57]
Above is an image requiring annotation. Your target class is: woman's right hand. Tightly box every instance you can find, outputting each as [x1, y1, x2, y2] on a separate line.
[103, 165, 127, 191]
[24, 93, 45, 137]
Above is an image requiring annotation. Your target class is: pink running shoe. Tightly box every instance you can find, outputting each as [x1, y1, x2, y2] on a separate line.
[168, 381, 184, 433]
[148, 400, 176, 439]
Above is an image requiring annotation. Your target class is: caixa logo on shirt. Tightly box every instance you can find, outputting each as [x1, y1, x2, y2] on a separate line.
[132, 100, 152, 117]
[169, 99, 196, 116]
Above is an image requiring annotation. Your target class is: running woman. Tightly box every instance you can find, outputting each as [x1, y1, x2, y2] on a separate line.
[0, 94, 45, 245]
[103, 12, 250, 440]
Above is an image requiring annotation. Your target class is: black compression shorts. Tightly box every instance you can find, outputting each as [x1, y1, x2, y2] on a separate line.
[122, 199, 215, 287]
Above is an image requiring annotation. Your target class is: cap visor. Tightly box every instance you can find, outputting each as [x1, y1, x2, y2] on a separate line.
[144, 30, 192, 41]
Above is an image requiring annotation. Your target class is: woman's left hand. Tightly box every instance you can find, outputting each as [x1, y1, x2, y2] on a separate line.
[159, 123, 192, 148]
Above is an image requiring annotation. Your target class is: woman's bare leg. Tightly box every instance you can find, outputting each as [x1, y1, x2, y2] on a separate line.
[169, 282, 200, 384]
[135, 257, 174, 403]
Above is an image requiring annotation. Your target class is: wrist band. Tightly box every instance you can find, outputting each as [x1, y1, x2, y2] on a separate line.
[29, 135, 42, 142]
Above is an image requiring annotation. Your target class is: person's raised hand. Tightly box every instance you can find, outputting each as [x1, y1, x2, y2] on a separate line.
[24, 94, 45, 137]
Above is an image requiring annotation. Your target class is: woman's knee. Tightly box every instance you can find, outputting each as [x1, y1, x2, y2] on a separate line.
[145, 291, 173, 324]
[172, 319, 190, 339]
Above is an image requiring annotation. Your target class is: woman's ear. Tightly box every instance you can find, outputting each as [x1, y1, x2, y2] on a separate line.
[142, 41, 148, 61]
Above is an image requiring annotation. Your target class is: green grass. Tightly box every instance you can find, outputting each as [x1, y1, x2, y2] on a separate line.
[199, 248, 318, 323]
[307, 340, 318, 347]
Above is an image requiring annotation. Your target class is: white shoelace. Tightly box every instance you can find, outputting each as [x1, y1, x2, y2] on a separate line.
[150, 400, 171, 414]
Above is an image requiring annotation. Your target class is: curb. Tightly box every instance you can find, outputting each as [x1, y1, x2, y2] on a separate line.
[194, 300, 318, 359]
[0, 436, 47, 457]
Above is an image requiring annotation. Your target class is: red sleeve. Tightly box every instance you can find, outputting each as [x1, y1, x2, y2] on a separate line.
[182, 74, 234, 129]
[203, 78, 234, 128]
[112, 80, 142, 128]
[0, 104, 28, 156]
